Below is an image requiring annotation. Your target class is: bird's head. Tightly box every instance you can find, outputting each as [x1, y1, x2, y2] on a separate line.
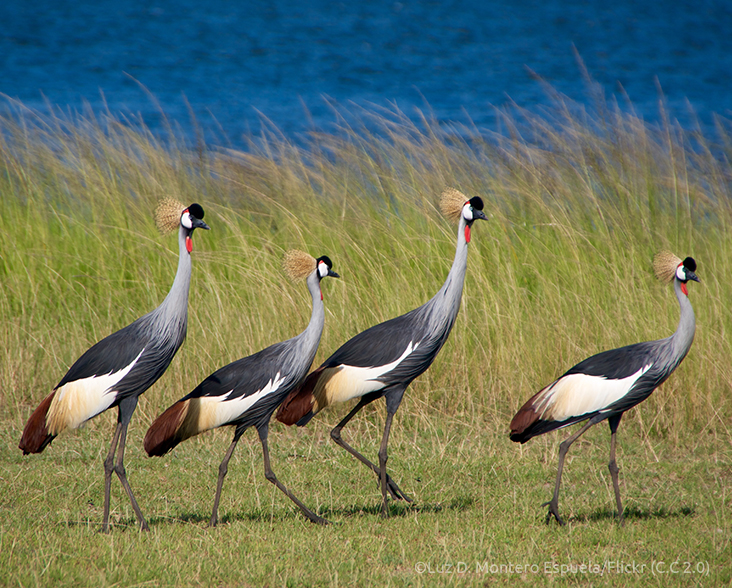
[284, 250, 339, 300]
[676, 257, 700, 295]
[315, 255, 340, 280]
[155, 198, 210, 253]
[439, 188, 487, 243]
[653, 251, 700, 296]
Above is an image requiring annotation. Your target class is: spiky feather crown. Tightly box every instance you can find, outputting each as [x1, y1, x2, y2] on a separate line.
[155, 197, 186, 234]
[439, 188, 468, 222]
[653, 250, 682, 283]
[283, 250, 316, 282]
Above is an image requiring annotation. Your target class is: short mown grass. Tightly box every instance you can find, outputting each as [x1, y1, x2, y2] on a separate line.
[1, 97, 731, 586]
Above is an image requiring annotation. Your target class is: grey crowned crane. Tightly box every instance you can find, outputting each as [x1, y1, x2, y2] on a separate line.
[276, 189, 487, 516]
[18, 199, 209, 532]
[510, 251, 699, 526]
[144, 250, 338, 526]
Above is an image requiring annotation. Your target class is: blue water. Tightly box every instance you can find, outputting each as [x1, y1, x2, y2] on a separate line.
[1, 0, 730, 146]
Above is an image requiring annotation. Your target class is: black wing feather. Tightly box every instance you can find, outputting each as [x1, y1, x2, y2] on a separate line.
[563, 341, 659, 380]
[184, 342, 292, 401]
[56, 314, 186, 402]
[322, 308, 426, 369]
[320, 303, 455, 390]
[184, 341, 300, 430]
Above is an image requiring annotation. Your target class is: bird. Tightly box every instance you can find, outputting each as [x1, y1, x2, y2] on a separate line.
[276, 188, 487, 516]
[510, 251, 699, 526]
[18, 198, 210, 533]
[143, 250, 339, 526]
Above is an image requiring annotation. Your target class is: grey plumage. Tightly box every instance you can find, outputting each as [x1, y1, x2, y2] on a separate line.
[276, 193, 487, 515]
[510, 254, 699, 525]
[19, 202, 209, 533]
[144, 252, 338, 526]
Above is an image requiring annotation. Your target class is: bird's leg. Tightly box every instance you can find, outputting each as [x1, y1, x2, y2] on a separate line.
[543, 420, 594, 525]
[102, 422, 124, 534]
[608, 414, 624, 526]
[378, 409, 396, 518]
[209, 432, 242, 527]
[257, 425, 329, 525]
[112, 422, 149, 532]
[330, 397, 410, 502]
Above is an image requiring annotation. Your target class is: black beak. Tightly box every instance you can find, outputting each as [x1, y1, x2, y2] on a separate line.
[329, 270, 340, 278]
[193, 218, 210, 231]
[686, 270, 700, 283]
[473, 209, 488, 222]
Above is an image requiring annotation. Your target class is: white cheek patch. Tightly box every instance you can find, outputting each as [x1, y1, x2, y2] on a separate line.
[318, 262, 328, 278]
[676, 264, 685, 281]
[461, 203, 473, 221]
[181, 211, 193, 229]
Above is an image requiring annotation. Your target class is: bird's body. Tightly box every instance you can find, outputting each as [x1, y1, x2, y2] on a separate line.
[144, 251, 338, 526]
[277, 189, 487, 515]
[292, 263, 464, 419]
[510, 252, 699, 525]
[19, 200, 209, 532]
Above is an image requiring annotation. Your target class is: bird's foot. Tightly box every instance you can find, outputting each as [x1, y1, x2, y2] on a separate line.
[380, 500, 391, 519]
[617, 510, 625, 527]
[304, 511, 331, 526]
[541, 499, 565, 526]
[381, 474, 412, 503]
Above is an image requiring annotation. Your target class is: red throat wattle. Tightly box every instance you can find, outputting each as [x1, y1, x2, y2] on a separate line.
[464, 225, 471, 243]
[186, 236, 192, 253]
[681, 282, 688, 296]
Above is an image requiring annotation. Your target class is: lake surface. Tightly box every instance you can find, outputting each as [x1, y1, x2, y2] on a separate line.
[1, 0, 730, 146]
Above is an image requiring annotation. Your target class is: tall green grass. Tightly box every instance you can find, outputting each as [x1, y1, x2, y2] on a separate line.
[3, 98, 731, 435]
[1, 97, 731, 586]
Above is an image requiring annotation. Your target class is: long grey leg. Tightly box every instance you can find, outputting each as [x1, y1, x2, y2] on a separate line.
[378, 409, 396, 517]
[209, 431, 243, 527]
[258, 425, 329, 525]
[102, 422, 124, 534]
[608, 414, 624, 525]
[330, 397, 411, 502]
[102, 398, 148, 533]
[543, 420, 594, 525]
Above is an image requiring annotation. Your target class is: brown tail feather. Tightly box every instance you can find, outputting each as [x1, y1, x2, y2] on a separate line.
[275, 367, 323, 426]
[509, 391, 543, 444]
[19, 391, 57, 455]
[144, 400, 191, 457]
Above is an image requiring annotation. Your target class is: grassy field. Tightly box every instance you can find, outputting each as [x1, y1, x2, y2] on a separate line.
[1, 98, 731, 586]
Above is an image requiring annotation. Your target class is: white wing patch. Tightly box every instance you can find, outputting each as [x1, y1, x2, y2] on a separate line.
[318, 341, 420, 407]
[46, 349, 145, 434]
[196, 372, 286, 431]
[538, 364, 652, 422]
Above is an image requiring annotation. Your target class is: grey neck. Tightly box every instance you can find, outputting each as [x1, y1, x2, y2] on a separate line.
[426, 215, 470, 329]
[153, 226, 192, 329]
[288, 270, 326, 375]
[671, 277, 696, 360]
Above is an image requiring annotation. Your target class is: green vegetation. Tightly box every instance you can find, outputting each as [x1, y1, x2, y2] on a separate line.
[1, 97, 730, 586]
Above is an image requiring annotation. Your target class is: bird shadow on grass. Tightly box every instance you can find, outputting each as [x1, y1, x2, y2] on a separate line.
[559, 504, 696, 525]
[141, 496, 476, 528]
[145, 510, 299, 528]
[318, 495, 475, 520]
